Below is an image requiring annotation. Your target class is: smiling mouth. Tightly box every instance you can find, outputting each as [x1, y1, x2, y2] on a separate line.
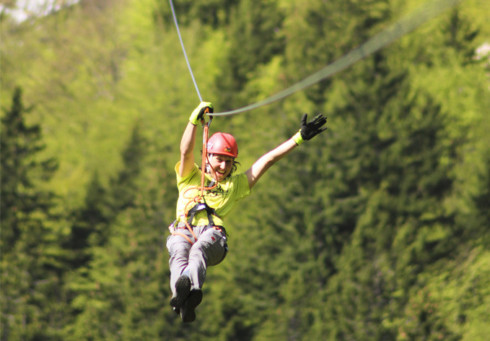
[215, 169, 228, 178]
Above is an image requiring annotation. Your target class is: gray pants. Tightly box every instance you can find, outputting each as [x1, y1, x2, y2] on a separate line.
[166, 225, 228, 296]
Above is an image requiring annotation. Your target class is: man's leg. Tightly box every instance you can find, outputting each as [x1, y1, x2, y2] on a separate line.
[179, 228, 227, 322]
[187, 228, 227, 290]
[166, 233, 192, 309]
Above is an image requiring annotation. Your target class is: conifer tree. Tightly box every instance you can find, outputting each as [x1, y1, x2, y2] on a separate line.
[1, 87, 58, 251]
[163, 0, 237, 27]
[64, 122, 147, 266]
[215, 0, 285, 109]
[107, 122, 147, 214]
[464, 154, 490, 247]
[63, 172, 109, 268]
[319, 48, 461, 339]
[61, 123, 177, 339]
[442, 8, 480, 65]
[0, 87, 64, 340]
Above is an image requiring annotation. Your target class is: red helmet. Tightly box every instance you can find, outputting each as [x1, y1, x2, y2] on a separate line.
[207, 132, 238, 158]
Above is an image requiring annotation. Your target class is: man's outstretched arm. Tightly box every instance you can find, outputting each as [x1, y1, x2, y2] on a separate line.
[245, 113, 327, 189]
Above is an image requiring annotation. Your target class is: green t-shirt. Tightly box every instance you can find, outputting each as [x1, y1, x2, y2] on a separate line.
[175, 162, 251, 227]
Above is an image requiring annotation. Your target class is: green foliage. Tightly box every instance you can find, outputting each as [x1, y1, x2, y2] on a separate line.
[215, 0, 285, 109]
[1, 0, 488, 340]
[158, 0, 238, 28]
[1, 87, 66, 340]
[1, 88, 58, 250]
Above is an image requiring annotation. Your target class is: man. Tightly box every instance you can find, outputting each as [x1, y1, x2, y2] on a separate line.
[167, 102, 327, 322]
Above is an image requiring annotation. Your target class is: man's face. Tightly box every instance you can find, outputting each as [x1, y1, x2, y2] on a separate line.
[208, 154, 234, 181]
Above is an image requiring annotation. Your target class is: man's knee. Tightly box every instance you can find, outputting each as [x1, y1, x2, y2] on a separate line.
[196, 229, 227, 266]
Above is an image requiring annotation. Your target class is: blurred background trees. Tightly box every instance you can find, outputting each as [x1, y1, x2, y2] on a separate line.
[1, 0, 488, 339]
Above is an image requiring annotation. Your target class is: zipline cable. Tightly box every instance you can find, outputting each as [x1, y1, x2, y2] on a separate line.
[169, 0, 462, 116]
[168, 0, 203, 102]
[209, 0, 463, 116]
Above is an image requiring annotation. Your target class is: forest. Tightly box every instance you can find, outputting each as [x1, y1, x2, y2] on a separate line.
[1, 0, 489, 340]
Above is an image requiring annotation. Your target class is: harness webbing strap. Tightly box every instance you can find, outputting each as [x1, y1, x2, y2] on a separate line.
[187, 202, 216, 229]
[200, 116, 210, 198]
[170, 203, 221, 245]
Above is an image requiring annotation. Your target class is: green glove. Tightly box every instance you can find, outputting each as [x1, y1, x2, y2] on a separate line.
[292, 113, 327, 145]
[189, 102, 213, 125]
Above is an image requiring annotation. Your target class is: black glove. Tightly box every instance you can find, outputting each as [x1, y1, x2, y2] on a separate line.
[189, 102, 214, 125]
[299, 113, 327, 140]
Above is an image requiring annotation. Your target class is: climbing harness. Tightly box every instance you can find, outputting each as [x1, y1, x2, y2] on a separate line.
[169, 110, 225, 245]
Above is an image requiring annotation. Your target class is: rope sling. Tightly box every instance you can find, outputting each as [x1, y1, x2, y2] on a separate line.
[169, 110, 223, 245]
